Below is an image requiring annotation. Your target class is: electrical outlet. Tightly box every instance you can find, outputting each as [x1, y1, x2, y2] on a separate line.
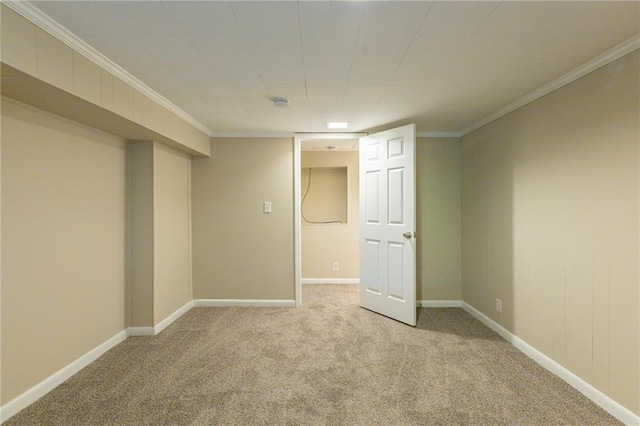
[333, 262, 339, 271]
[495, 298, 503, 313]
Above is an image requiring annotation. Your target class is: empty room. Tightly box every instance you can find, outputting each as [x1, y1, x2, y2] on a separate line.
[1, 1, 638, 425]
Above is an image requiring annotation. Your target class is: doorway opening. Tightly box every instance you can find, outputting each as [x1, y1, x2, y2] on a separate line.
[294, 133, 366, 305]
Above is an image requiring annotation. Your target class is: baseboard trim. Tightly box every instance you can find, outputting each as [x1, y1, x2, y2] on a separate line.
[154, 301, 194, 335]
[417, 300, 462, 308]
[301, 278, 359, 285]
[193, 299, 295, 308]
[0, 330, 128, 423]
[127, 301, 194, 337]
[127, 327, 155, 337]
[462, 302, 640, 426]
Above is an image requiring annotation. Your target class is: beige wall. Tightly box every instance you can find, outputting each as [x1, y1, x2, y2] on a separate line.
[416, 137, 462, 301]
[153, 143, 192, 323]
[461, 50, 639, 415]
[191, 138, 294, 300]
[301, 151, 359, 279]
[129, 142, 154, 327]
[128, 141, 192, 327]
[1, 100, 127, 404]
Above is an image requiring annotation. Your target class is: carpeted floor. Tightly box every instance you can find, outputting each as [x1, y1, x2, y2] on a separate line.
[6, 285, 620, 425]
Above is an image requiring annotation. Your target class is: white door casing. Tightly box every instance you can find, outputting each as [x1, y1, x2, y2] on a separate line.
[359, 124, 416, 326]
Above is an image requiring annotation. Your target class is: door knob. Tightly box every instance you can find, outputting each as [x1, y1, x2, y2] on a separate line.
[403, 232, 412, 239]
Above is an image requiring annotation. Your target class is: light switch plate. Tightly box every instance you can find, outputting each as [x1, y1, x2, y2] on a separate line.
[263, 201, 272, 214]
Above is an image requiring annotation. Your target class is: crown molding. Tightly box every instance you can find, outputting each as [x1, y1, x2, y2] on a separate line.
[461, 34, 640, 136]
[5, 0, 214, 137]
[417, 131, 462, 138]
[211, 132, 295, 138]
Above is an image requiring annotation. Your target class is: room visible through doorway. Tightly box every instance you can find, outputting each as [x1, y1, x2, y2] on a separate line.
[294, 134, 365, 305]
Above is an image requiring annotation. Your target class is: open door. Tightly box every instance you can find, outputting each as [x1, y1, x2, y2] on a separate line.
[359, 124, 416, 326]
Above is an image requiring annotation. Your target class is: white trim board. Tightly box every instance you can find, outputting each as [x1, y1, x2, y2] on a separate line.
[127, 300, 194, 337]
[462, 302, 640, 426]
[301, 279, 359, 285]
[416, 131, 462, 139]
[154, 301, 193, 335]
[193, 299, 295, 308]
[294, 135, 302, 306]
[417, 300, 462, 308]
[0, 330, 128, 423]
[127, 327, 155, 337]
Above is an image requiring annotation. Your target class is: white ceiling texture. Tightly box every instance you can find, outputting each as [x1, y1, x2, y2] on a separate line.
[29, 1, 640, 136]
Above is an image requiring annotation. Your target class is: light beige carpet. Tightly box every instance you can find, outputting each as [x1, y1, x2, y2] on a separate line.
[6, 285, 620, 425]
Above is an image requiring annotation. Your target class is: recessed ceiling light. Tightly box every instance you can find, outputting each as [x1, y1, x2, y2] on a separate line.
[326, 121, 350, 129]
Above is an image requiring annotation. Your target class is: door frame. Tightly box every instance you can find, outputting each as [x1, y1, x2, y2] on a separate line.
[294, 133, 367, 306]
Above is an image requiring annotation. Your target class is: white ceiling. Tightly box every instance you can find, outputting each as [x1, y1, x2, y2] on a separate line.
[30, 1, 640, 135]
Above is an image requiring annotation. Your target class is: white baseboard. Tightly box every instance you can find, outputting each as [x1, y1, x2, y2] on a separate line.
[0, 330, 128, 423]
[301, 278, 359, 284]
[462, 302, 640, 426]
[418, 300, 462, 308]
[127, 326, 155, 337]
[127, 300, 194, 337]
[153, 300, 194, 335]
[193, 299, 295, 308]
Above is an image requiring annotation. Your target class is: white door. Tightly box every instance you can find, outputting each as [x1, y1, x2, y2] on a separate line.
[359, 124, 416, 326]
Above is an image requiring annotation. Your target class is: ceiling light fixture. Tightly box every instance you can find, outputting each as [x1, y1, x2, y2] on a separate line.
[273, 97, 289, 107]
[326, 121, 350, 129]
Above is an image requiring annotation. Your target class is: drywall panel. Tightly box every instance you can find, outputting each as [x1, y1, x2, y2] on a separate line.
[35, 28, 73, 91]
[133, 91, 152, 129]
[113, 79, 134, 120]
[163, 108, 180, 142]
[100, 70, 114, 111]
[1, 7, 37, 75]
[1, 100, 126, 404]
[150, 102, 165, 135]
[461, 50, 639, 415]
[72, 52, 101, 105]
[153, 143, 191, 324]
[301, 167, 348, 224]
[416, 137, 462, 301]
[192, 138, 294, 300]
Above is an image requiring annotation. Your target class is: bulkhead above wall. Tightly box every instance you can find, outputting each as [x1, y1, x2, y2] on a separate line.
[0, 4, 211, 157]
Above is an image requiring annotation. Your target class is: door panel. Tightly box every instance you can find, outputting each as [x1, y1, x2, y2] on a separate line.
[388, 168, 404, 224]
[364, 239, 381, 294]
[388, 241, 405, 301]
[365, 171, 380, 224]
[359, 124, 416, 326]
